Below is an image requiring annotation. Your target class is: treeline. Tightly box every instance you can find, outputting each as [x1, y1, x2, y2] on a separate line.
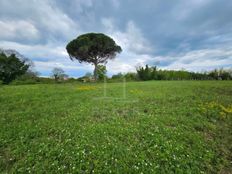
[13, 65, 232, 84]
[136, 65, 232, 81]
[111, 65, 232, 81]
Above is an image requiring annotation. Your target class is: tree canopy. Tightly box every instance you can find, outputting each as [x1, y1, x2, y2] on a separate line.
[66, 33, 122, 80]
[0, 53, 29, 84]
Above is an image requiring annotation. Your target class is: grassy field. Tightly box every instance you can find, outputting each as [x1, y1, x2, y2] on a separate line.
[0, 81, 232, 173]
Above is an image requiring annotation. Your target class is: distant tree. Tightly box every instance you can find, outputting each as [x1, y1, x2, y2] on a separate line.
[0, 53, 29, 84]
[51, 68, 68, 82]
[136, 65, 153, 80]
[136, 66, 145, 80]
[218, 68, 231, 80]
[66, 33, 122, 80]
[208, 69, 219, 80]
[150, 66, 157, 80]
[144, 65, 151, 80]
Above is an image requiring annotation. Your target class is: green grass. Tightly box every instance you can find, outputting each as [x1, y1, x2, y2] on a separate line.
[0, 81, 232, 173]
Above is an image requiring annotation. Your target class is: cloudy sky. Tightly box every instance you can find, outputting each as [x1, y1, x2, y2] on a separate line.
[0, 0, 232, 77]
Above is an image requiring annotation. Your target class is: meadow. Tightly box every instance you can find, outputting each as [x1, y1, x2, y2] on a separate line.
[0, 81, 231, 173]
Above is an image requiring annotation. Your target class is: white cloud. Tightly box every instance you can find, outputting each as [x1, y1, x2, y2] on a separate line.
[159, 48, 232, 71]
[106, 46, 232, 74]
[101, 18, 154, 74]
[0, 20, 39, 40]
[0, 40, 93, 75]
[102, 19, 152, 54]
[107, 53, 154, 74]
[34, 61, 92, 72]
[0, 41, 67, 59]
[35, 2, 77, 38]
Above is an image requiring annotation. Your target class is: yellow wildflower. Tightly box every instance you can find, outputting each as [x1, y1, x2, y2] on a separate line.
[77, 86, 96, 91]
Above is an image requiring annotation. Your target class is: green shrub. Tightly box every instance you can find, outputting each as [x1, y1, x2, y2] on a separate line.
[0, 53, 29, 84]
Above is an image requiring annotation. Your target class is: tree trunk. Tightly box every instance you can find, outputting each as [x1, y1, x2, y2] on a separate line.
[93, 63, 98, 81]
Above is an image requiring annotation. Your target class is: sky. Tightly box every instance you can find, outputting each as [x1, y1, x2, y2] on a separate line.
[0, 0, 232, 77]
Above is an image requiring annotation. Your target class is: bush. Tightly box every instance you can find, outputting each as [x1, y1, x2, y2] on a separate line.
[0, 53, 29, 84]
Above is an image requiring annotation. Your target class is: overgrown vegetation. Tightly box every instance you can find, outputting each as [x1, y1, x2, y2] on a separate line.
[0, 81, 231, 173]
[0, 53, 29, 84]
[136, 65, 232, 81]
